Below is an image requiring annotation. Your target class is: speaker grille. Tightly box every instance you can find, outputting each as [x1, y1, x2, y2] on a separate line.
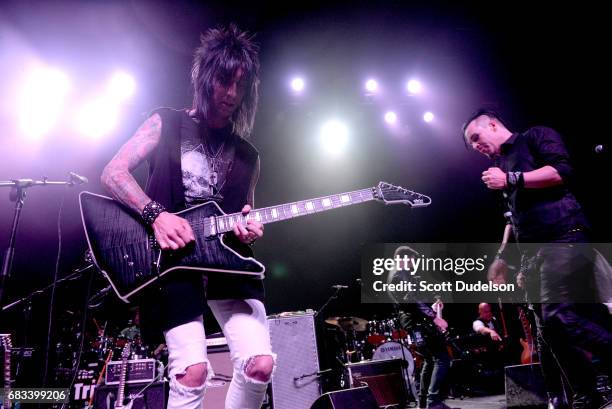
[268, 312, 320, 409]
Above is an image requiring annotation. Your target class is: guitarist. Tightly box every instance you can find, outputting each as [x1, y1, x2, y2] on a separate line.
[101, 25, 274, 409]
[388, 247, 458, 409]
[397, 301, 457, 409]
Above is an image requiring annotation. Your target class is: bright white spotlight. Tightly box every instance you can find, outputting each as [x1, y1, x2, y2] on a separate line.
[406, 79, 423, 95]
[290, 77, 305, 92]
[365, 79, 378, 93]
[75, 97, 119, 139]
[19, 68, 71, 139]
[320, 120, 348, 155]
[384, 111, 397, 124]
[107, 71, 136, 101]
[423, 111, 435, 123]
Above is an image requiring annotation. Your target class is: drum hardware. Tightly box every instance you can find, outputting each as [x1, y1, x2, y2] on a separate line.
[324, 316, 368, 332]
[325, 317, 368, 363]
[366, 317, 408, 347]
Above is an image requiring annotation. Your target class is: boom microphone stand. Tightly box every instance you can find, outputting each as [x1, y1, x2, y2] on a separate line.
[0, 173, 88, 306]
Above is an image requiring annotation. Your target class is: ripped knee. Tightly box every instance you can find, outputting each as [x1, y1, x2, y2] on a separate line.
[244, 355, 275, 383]
[176, 362, 208, 387]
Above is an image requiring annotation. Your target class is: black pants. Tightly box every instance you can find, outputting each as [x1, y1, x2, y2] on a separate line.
[524, 231, 612, 402]
[417, 335, 451, 407]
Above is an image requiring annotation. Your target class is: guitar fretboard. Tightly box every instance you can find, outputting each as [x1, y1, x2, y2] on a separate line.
[210, 187, 375, 235]
[1, 334, 11, 409]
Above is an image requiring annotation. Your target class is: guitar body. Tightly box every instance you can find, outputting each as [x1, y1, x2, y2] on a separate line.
[80, 192, 265, 303]
[517, 307, 539, 365]
[80, 183, 431, 303]
[519, 338, 538, 365]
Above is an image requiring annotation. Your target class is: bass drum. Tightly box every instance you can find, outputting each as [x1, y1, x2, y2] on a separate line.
[372, 341, 417, 399]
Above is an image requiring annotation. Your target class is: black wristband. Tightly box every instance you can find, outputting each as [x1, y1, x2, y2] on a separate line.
[506, 171, 524, 189]
[142, 201, 166, 225]
[517, 172, 525, 188]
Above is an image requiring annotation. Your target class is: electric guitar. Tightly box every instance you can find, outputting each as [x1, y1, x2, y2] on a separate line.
[431, 295, 459, 352]
[1, 334, 11, 409]
[80, 182, 431, 303]
[114, 342, 132, 409]
[518, 306, 539, 364]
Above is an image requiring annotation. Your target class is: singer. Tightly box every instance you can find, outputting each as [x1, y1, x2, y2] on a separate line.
[462, 109, 612, 409]
[100, 25, 274, 409]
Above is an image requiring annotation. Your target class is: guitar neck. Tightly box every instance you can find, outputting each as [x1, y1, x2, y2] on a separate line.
[519, 308, 534, 342]
[116, 358, 128, 408]
[2, 335, 11, 409]
[214, 187, 376, 234]
[433, 297, 443, 319]
[498, 299, 509, 338]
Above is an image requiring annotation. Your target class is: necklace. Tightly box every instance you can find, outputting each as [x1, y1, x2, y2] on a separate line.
[203, 136, 227, 195]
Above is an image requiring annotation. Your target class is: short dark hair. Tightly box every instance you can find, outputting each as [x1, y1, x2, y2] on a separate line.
[461, 108, 509, 149]
[191, 23, 260, 138]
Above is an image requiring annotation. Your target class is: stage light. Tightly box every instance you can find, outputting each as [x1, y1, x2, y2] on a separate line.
[423, 111, 434, 123]
[74, 97, 119, 139]
[19, 67, 70, 139]
[107, 71, 136, 101]
[290, 77, 305, 92]
[406, 79, 423, 95]
[384, 111, 397, 124]
[365, 79, 378, 93]
[320, 120, 348, 155]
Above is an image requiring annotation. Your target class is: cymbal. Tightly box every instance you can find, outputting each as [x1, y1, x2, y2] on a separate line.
[325, 316, 368, 332]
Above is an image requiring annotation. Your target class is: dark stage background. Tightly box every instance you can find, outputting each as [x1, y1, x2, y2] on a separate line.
[0, 0, 609, 386]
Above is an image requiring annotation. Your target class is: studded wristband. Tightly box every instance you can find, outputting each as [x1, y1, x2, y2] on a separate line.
[142, 201, 166, 225]
[506, 171, 524, 189]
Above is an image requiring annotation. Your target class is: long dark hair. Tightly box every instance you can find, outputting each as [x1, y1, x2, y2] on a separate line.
[191, 24, 260, 138]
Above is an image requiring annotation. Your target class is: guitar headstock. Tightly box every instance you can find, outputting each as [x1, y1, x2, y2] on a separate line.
[374, 182, 432, 207]
[120, 342, 131, 360]
[0, 334, 11, 349]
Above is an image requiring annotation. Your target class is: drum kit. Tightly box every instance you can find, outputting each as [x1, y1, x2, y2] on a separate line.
[324, 315, 419, 401]
[324, 315, 413, 363]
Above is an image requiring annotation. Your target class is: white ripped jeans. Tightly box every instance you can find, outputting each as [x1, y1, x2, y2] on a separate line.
[164, 299, 275, 409]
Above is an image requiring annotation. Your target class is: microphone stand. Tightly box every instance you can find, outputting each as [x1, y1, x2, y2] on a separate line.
[314, 286, 344, 319]
[0, 175, 85, 306]
[314, 285, 348, 393]
[2, 262, 93, 312]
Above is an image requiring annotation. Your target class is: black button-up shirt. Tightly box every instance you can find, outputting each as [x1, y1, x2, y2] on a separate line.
[496, 126, 589, 242]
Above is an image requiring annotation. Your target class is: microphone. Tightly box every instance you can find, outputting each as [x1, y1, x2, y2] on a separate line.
[595, 144, 605, 154]
[331, 284, 348, 289]
[88, 285, 112, 307]
[69, 172, 88, 185]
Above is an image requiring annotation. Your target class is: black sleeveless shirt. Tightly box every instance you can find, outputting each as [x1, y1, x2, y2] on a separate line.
[139, 108, 264, 340]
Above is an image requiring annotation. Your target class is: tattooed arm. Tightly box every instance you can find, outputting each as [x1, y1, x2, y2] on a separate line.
[101, 113, 161, 213]
[101, 113, 194, 250]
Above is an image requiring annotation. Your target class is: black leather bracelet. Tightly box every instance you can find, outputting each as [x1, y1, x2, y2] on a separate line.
[506, 171, 524, 189]
[142, 200, 166, 225]
[517, 171, 525, 188]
